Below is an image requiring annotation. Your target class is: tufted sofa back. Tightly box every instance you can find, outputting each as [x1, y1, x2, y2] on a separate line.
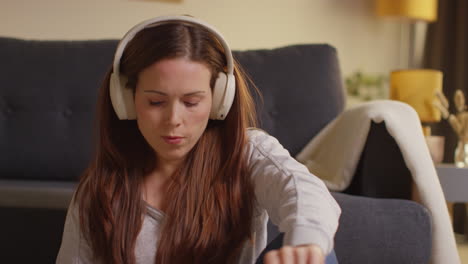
[0, 38, 116, 181]
[0, 37, 345, 182]
[234, 45, 345, 156]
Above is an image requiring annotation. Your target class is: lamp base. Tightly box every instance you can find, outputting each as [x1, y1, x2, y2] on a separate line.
[422, 125, 444, 163]
[426, 135, 445, 164]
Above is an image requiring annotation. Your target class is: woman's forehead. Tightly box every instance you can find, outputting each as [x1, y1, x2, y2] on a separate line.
[137, 58, 212, 93]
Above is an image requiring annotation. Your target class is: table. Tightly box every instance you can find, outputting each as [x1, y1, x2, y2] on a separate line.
[436, 163, 468, 235]
[436, 163, 468, 202]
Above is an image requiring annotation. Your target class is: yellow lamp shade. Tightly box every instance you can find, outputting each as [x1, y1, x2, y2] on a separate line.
[390, 69, 443, 122]
[376, 0, 438, 22]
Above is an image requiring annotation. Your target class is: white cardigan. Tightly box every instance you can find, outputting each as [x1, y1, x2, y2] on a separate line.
[296, 100, 460, 264]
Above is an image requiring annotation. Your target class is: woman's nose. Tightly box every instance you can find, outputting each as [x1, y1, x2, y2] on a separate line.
[165, 103, 182, 126]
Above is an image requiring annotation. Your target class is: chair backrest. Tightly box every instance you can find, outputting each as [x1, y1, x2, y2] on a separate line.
[0, 38, 345, 182]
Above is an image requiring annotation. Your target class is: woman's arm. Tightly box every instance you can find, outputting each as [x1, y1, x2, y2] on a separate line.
[246, 129, 341, 256]
[56, 196, 94, 264]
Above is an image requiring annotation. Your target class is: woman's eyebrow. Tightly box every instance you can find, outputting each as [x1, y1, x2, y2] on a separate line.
[143, 90, 167, 96]
[143, 90, 206, 96]
[183, 91, 206, 97]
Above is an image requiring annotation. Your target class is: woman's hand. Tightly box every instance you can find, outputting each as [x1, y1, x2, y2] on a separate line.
[263, 244, 325, 264]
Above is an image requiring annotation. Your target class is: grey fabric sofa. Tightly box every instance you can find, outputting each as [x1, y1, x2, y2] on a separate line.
[0, 37, 432, 263]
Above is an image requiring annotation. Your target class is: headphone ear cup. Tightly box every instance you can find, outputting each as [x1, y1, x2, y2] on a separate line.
[210, 72, 235, 120]
[210, 72, 226, 120]
[223, 73, 236, 117]
[110, 73, 137, 120]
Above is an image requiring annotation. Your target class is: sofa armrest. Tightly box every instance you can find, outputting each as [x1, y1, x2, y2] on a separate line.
[0, 180, 76, 262]
[332, 192, 432, 264]
[295, 101, 459, 263]
[0, 180, 76, 209]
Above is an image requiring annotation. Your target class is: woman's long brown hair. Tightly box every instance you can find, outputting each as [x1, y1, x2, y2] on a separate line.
[74, 20, 259, 264]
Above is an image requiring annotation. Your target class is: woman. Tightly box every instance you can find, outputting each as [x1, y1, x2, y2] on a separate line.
[56, 15, 341, 264]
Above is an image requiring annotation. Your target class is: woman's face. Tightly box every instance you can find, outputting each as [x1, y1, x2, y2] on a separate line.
[134, 57, 212, 165]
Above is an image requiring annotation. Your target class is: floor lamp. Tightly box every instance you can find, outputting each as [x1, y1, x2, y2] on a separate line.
[376, 0, 438, 69]
[377, 0, 444, 163]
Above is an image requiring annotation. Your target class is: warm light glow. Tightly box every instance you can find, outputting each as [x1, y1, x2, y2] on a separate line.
[376, 0, 438, 22]
[390, 69, 443, 122]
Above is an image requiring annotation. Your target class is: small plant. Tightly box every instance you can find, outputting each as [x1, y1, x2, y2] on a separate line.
[433, 89, 468, 141]
[345, 71, 387, 101]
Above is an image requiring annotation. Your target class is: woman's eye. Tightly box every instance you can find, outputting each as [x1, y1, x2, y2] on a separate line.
[184, 102, 199, 107]
[149, 101, 164, 106]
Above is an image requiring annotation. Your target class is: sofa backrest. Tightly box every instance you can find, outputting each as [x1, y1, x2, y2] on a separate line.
[234, 45, 345, 156]
[0, 37, 116, 181]
[0, 37, 345, 182]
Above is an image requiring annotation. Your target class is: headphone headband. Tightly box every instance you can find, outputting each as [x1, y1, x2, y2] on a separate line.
[112, 15, 234, 83]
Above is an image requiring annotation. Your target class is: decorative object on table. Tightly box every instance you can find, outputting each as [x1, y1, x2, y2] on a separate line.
[345, 71, 387, 108]
[376, 0, 438, 68]
[390, 69, 445, 163]
[433, 89, 468, 167]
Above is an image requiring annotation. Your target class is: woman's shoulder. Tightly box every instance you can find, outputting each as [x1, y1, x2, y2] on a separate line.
[246, 128, 281, 148]
[245, 128, 287, 162]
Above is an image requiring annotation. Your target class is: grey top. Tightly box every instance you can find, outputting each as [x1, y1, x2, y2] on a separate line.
[56, 129, 341, 264]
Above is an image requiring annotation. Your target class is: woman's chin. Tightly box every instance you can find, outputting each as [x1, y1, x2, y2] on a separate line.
[156, 150, 190, 164]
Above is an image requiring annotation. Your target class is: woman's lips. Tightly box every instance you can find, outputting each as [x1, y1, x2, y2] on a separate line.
[162, 136, 184, 145]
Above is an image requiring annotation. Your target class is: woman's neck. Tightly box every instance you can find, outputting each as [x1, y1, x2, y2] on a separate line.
[152, 156, 184, 180]
[142, 158, 184, 211]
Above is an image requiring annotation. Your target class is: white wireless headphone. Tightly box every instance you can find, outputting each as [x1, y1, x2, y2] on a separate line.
[109, 15, 236, 120]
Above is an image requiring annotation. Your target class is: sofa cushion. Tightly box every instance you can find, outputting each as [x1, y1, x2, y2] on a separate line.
[332, 192, 432, 264]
